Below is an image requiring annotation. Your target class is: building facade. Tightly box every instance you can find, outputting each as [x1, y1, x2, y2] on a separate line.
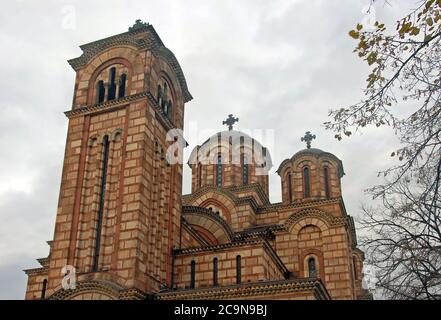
[24, 21, 370, 300]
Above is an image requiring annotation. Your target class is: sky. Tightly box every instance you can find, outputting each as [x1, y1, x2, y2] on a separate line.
[0, 0, 416, 299]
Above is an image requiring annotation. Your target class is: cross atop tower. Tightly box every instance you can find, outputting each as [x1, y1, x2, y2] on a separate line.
[222, 114, 239, 131]
[301, 131, 316, 149]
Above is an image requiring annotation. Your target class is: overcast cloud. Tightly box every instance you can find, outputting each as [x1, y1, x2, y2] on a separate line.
[0, 0, 415, 299]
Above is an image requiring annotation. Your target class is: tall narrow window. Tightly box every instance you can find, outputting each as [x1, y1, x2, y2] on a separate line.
[96, 80, 105, 103]
[242, 154, 249, 185]
[198, 163, 202, 188]
[308, 257, 317, 278]
[118, 73, 126, 98]
[157, 84, 163, 106]
[213, 258, 218, 286]
[190, 260, 196, 289]
[324, 167, 330, 199]
[236, 255, 242, 284]
[353, 257, 358, 280]
[163, 82, 168, 106]
[216, 155, 222, 187]
[93, 135, 110, 272]
[41, 279, 47, 299]
[167, 100, 172, 118]
[303, 167, 311, 198]
[287, 172, 292, 202]
[107, 67, 116, 101]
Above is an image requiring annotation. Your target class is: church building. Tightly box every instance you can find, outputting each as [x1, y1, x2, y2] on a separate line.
[24, 21, 371, 300]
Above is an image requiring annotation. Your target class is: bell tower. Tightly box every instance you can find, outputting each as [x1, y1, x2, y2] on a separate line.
[24, 20, 192, 300]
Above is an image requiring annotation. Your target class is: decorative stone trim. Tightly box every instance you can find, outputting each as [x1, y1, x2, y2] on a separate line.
[156, 278, 330, 300]
[183, 185, 260, 213]
[64, 91, 183, 136]
[118, 288, 146, 300]
[183, 185, 238, 205]
[48, 280, 125, 300]
[256, 197, 343, 214]
[37, 257, 49, 267]
[174, 238, 265, 255]
[233, 224, 279, 241]
[357, 292, 374, 300]
[284, 208, 348, 231]
[23, 266, 48, 276]
[183, 206, 234, 241]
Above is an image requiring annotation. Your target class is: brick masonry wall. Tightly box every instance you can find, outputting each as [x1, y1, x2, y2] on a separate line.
[173, 243, 285, 289]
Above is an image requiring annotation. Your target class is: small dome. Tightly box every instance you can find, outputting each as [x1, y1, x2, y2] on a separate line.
[187, 129, 272, 196]
[188, 130, 273, 170]
[277, 148, 344, 178]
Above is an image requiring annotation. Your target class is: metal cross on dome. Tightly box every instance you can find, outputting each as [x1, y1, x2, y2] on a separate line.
[301, 131, 316, 149]
[222, 114, 239, 131]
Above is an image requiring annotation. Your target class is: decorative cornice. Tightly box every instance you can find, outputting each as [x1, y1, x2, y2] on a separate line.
[156, 278, 330, 300]
[183, 185, 238, 206]
[183, 185, 260, 213]
[65, 91, 148, 118]
[23, 266, 48, 276]
[64, 91, 181, 136]
[37, 257, 49, 267]
[256, 197, 342, 214]
[67, 23, 192, 102]
[284, 208, 349, 231]
[118, 288, 147, 300]
[48, 280, 125, 300]
[357, 292, 374, 300]
[174, 238, 265, 255]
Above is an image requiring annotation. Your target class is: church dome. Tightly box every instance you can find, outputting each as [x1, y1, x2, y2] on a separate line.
[188, 125, 272, 195]
[277, 132, 345, 204]
[277, 147, 344, 178]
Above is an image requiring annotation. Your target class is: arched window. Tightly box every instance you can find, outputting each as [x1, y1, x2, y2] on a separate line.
[216, 155, 222, 187]
[324, 167, 330, 199]
[287, 172, 292, 202]
[96, 80, 105, 103]
[236, 255, 242, 284]
[190, 260, 196, 289]
[213, 258, 218, 286]
[242, 154, 249, 185]
[93, 135, 110, 272]
[308, 257, 317, 278]
[118, 73, 126, 98]
[303, 167, 311, 198]
[41, 279, 47, 299]
[107, 67, 116, 101]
